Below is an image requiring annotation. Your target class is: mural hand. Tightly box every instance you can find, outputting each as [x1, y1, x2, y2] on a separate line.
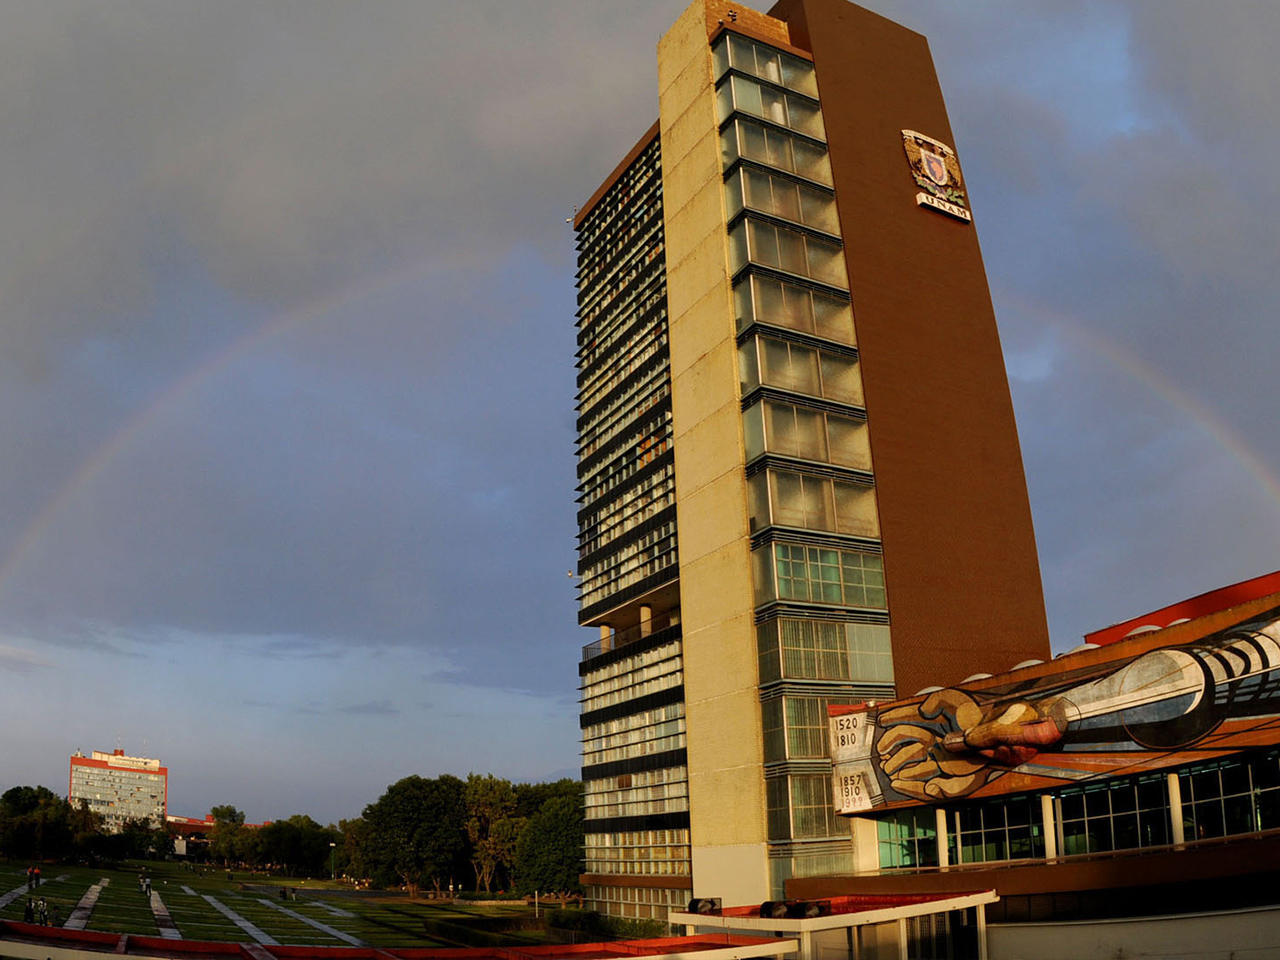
[876, 689, 992, 801]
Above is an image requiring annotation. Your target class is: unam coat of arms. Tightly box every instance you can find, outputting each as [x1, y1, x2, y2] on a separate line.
[901, 130, 971, 222]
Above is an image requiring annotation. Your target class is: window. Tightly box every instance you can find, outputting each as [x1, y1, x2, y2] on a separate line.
[729, 219, 847, 287]
[754, 544, 887, 609]
[877, 808, 939, 869]
[740, 335, 863, 405]
[768, 775, 842, 840]
[758, 619, 893, 684]
[954, 795, 1044, 864]
[743, 400, 870, 470]
[716, 75, 825, 140]
[1057, 775, 1169, 855]
[1178, 751, 1280, 841]
[712, 32, 818, 97]
[722, 118, 832, 185]
[725, 168, 839, 235]
[747, 469, 879, 538]
[735, 274, 854, 343]
[762, 694, 863, 760]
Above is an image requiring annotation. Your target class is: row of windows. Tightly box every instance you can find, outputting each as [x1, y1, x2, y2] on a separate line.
[575, 138, 660, 243]
[578, 234, 664, 330]
[581, 639, 681, 693]
[578, 464, 676, 562]
[735, 269, 854, 345]
[577, 431, 671, 512]
[578, 522, 678, 609]
[877, 750, 1280, 869]
[717, 73, 825, 140]
[758, 618, 894, 685]
[578, 265, 666, 369]
[740, 334, 862, 406]
[726, 166, 839, 235]
[577, 217, 663, 318]
[577, 311, 667, 420]
[582, 704, 686, 768]
[755, 544, 887, 610]
[767, 774, 843, 841]
[578, 407, 671, 488]
[577, 200, 662, 292]
[722, 117, 832, 187]
[713, 31, 818, 98]
[584, 766, 689, 820]
[578, 378, 670, 461]
[584, 829, 692, 878]
[747, 468, 879, 540]
[763, 694, 862, 761]
[577, 279, 665, 386]
[583, 701, 684, 748]
[581, 659, 682, 715]
[743, 399, 869, 470]
[584, 883, 688, 921]
[729, 217, 847, 288]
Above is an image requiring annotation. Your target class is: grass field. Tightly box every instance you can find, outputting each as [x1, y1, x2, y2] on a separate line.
[0, 861, 546, 948]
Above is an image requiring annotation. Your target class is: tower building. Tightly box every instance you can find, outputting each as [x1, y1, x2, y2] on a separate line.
[574, 0, 1050, 920]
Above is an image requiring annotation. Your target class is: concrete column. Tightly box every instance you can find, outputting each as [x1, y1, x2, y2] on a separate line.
[798, 929, 813, 960]
[639, 605, 653, 637]
[600, 624, 612, 651]
[1041, 793, 1058, 860]
[896, 918, 908, 960]
[1168, 771, 1186, 845]
[935, 807, 949, 868]
[976, 903, 988, 960]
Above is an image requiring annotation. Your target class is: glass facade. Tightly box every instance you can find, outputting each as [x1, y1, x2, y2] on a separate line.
[869, 749, 1280, 873]
[574, 134, 676, 620]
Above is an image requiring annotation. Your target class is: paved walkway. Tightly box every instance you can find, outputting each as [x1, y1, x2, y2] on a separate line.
[149, 891, 181, 939]
[0, 873, 66, 911]
[256, 899, 365, 946]
[200, 894, 278, 945]
[64, 878, 109, 930]
[307, 898, 356, 919]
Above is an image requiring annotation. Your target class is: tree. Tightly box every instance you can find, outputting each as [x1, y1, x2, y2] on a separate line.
[364, 775, 467, 898]
[465, 774, 524, 893]
[209, 805, 247, 866]
[514, 779, 581, 819]
[0, 786, 74, 861]
[514, 794, 584, 896]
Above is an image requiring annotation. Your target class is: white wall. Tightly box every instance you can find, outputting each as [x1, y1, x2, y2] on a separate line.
[989, 903, 1280, 960]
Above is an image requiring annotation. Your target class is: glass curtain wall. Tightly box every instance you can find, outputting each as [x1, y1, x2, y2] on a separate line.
[713, 28, 890, 895]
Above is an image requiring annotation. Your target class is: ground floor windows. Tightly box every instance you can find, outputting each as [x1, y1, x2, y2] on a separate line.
[584, 883, 688, 921]
[877, 807, 939, 869]
[1179, 751, 1280, 840]
[1057, 774, 1169, 855]
[954, 795, 1044, 864]
[871, 749, 1280, 871]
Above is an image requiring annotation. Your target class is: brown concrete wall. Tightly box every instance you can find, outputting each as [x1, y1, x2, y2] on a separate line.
[769, 0, 1050, 695]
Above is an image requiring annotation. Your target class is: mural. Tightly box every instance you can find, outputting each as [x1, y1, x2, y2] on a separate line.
[831, 607, 1280, 812]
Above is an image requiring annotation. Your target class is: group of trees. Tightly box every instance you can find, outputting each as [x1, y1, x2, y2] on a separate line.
[0, 774, 584, 898]
[0, 786, 168, 862]
[206, 806, 342, 877]
[355, 775, 582, 897]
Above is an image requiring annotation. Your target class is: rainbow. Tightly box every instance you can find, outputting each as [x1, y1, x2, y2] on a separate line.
[0, 256, 445, 607]
[997, 287, 1280, 509]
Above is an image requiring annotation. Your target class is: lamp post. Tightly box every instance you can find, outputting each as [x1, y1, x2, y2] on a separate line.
[330, 841, 337, 881]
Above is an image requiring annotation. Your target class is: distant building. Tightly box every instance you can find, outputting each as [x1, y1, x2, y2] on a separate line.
[68, 748, 167, 832]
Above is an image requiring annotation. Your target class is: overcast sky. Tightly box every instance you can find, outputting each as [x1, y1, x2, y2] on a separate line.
[0, 0, 1276, 826]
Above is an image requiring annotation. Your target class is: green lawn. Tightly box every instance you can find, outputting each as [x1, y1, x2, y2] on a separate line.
[0, 861, 549, 948]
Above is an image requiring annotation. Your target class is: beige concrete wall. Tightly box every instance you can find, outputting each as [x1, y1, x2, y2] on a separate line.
[659, 0, 769, 905]
[989, 904, 1280, 960]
